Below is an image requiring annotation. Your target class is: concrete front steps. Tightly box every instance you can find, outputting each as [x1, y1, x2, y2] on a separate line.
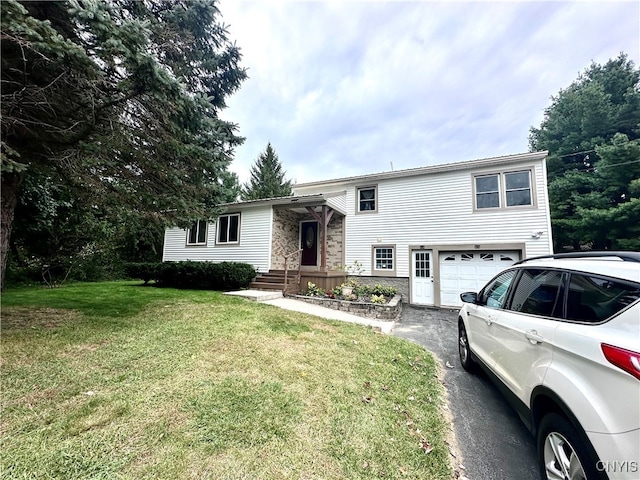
[249, 270, 300, 293]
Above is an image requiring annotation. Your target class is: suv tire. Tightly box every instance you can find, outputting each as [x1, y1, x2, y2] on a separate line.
[458, 320, 475, 372]
[537, 413, 601, 480]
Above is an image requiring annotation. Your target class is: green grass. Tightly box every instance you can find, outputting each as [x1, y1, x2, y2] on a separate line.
[1, 281, 454, 479]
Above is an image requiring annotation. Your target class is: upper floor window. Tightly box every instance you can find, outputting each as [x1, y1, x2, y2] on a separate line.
[475, 175, 500, 208]
[474, 170, 533, 210]
[187, 220, 207, 245]
[216, 213, 240, 244]
[357, 186, 377, 213]
[505, 171, 532, 206]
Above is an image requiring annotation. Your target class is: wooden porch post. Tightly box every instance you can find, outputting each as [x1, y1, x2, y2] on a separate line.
[306, 206, 334, 271]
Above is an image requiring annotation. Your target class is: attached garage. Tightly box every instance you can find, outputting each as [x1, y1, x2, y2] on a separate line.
[439, 251, 520, 306]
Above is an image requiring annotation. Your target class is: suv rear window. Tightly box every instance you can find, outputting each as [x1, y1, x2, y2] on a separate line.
[566, 274, 640, 322]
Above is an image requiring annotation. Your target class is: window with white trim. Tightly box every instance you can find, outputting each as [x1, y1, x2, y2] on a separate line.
[357, 186, 377, 212]
[474, 170, 533, 210]
[216, 213, 240, 244]
[187, 220, 208, 245]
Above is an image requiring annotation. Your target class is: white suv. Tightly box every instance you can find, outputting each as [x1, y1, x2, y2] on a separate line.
[458, 252, 640, 480]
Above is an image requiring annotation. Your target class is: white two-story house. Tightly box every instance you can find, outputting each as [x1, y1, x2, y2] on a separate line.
[162, 151, 553, 307]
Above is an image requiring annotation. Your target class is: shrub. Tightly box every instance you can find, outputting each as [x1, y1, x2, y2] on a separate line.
[125, 261, 256, 290]
[370, 294, 386, 304]
[124, 262, 159, 285]
[304, 282, 326, 297]
[370, 283, 398, 297]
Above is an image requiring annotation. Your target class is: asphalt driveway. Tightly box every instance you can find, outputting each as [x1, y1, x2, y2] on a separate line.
[393, 306, 541, 480]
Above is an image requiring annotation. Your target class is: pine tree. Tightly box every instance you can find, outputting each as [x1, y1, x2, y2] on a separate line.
[241, 144, 293, 200]
[0, 0, 247, 288]
[529, 53, 640, 251]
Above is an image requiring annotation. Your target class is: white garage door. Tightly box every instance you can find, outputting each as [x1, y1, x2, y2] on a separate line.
[439, 251, 520, 307]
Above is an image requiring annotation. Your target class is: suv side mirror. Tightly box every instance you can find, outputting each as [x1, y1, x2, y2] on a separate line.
[460, 292, 478, 304]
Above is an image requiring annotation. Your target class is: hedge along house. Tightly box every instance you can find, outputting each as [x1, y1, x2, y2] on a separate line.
[162, 151, 554, 307]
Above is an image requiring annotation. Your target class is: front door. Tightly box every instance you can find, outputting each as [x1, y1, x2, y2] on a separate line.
[412, 250, 434, 304]
[300, 221, 318, 266]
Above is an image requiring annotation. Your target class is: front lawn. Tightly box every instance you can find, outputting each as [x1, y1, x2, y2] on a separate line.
[1, 282, 454, 479]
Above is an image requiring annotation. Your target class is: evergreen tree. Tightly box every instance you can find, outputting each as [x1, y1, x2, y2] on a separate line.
[529, 53, 640, 251]
[0, 0, 247, 288]
[241, 143, 292, 200]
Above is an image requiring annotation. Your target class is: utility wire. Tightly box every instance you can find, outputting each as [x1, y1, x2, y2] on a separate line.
[552, 149, 640, 169]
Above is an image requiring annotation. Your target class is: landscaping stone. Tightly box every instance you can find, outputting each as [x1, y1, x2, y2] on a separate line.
[287, 294, 402, 321]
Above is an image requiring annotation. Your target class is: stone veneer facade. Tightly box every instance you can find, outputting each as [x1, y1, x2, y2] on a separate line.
[270, 207, 344, 272]
[271, 207, 303, 270]
[350, 276, 410, 303]
[326, 215, 344, 270]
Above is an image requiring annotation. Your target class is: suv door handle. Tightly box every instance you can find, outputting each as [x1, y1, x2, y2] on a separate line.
[525, 330, 544, 344]
[486, 315, 495, 326]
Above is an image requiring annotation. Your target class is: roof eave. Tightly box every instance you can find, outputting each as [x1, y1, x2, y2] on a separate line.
[294, 151, 549, 189]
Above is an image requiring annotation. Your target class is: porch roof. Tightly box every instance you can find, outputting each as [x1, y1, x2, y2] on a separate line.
[220, 192, 346, 215]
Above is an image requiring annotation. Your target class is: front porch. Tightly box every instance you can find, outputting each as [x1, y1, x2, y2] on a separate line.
[250, 201, 347, 294]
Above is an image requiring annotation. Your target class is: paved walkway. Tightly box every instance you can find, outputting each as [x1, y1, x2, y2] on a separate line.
[224, 290, 397, 333]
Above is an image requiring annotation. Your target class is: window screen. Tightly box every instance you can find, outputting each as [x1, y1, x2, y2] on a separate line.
[566, 274, 640, 323]
[476, 175, 500, 209]
[510, 269, 563, 317]
[505, 171, 532, 206]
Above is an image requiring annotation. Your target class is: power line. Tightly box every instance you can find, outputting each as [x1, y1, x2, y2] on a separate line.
[596, 159, 640, 168]
[552, 149, 640, 169]
[555, 149, 595, 158]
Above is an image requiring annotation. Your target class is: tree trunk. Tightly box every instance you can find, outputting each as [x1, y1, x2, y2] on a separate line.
[1, 171, 23, 291]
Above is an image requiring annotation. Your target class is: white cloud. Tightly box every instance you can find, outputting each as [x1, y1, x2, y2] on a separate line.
[219, 0, 639, 184]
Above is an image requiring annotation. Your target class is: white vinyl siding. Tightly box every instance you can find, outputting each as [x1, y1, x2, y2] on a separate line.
[321, 160, 552, 279]
[162, 206, 273, 272]
[326, 193, 347, 213]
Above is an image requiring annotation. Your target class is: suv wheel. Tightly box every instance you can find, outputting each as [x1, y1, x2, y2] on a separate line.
[458, 320, 475, 372]
[537, 413, 599, 480]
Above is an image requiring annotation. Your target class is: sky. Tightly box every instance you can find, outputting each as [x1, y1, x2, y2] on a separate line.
[217, 0, 639, 185]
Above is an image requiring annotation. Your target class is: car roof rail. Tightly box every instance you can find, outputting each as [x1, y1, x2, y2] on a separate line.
[514, 251, 640, 265]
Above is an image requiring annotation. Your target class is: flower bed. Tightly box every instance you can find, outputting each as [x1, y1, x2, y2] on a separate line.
[295, 281, 402, 321]
[289, 293, 402, 321]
